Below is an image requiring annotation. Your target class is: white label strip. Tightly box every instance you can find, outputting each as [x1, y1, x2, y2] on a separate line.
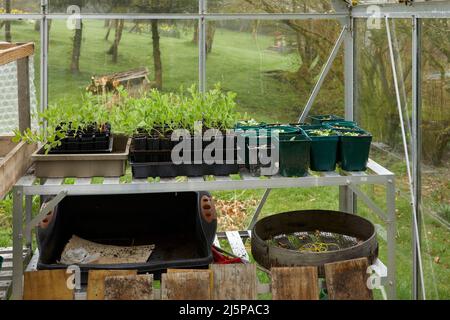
[226, 231, 250, 261]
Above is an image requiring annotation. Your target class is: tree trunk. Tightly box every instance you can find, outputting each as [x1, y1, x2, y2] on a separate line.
[70, 21, 83, 74]
[151, 20, 162, 90]
[192, 20, 199, 44]
[104, 19, 110, 28]
[108, 19, 124, 63]
[4, 0, 12, 42]
[105, 20, 113, 41]
[206, 21, 216, 55]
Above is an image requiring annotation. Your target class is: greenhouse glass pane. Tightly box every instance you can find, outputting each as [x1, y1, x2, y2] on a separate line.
[1, 0, 40, 13]
[355, 18, 414, 299]
[207, 0, 339, 14]
[47, 19, 198, 104]
[48, 0, 198, 14]
[0, 19, 41, 134]
[206, 19, 343, 123]
[419, 18, 450, 300]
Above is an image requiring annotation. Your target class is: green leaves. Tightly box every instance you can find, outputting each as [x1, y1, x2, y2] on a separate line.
[14, 93, 113, 153]
[306, 129, 337, 137]
[14, 84, 240, 152]
[111, 83, 240, 136]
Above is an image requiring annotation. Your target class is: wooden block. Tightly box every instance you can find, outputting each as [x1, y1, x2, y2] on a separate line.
[87, 269, 137, 300]
[23, 270, 73, 300]
[0, 43, 34, 66]
[162, 270, 212, 300]
[272, 267, 319, 300]
[0, 137, 36, 199]
[17, 56, 30, 133]
[324, 258, 373, 300]
[211, 264, 257, 300]
[167, 269, 209, 273]
[104, 274, 153, 300]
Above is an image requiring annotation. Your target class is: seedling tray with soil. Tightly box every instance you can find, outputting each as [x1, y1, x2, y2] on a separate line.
[32, 134, 131, 178]
[49, 123, 113, 154]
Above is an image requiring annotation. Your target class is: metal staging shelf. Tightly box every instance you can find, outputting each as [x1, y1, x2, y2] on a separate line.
[9, 158, 397, 300]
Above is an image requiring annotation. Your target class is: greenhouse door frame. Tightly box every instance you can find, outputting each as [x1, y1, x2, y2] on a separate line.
[2, 0, 450, 300]
[352, 1, 450, 300]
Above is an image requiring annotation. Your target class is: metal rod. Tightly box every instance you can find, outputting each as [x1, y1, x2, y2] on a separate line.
[348, 184, 387, 221]
[12, 187, 24, 300]
[25, 196, 33, 250]
[411, 16, 423, 300]
[343, 16, 357, 214]
[40, 0, 48, 123]
[344, 17, 354, 121]
[26, 191, 67, 234]
[248, 189, 271, 230]
[386, 178, 397, 299]
[391, 20, 413, 145]
[386, 16, 426, 300]
[352, 2, 450, 19]
[199, 0, 207, 93]
[298, 26, 347, 123]
[39, 13, 347, 20]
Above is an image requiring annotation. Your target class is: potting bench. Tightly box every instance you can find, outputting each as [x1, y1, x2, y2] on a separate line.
[9, 159, 396, 300]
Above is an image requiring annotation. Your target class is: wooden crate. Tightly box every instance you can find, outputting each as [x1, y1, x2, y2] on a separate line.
[0, 136, 36, 199]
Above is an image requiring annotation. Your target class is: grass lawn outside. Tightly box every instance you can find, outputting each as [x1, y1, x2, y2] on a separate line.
[0, 19, 448, 300]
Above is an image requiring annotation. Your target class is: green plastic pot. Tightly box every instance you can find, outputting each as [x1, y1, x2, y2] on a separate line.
[304, 128, 339, 172]
[277, 131, 311, 177]
[234, 121, 266, 130]
[240, 126, 300, 168]
[337, 129, 373, 171]
[325, 121, 361, 131]
[309, 114, 345, 125]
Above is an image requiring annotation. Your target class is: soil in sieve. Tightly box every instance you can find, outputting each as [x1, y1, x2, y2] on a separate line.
[268, 230, 364, 253]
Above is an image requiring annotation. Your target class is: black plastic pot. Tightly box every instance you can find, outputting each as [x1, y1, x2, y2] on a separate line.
[130, 148, 239, 178]
[50, 123, 113, 154]
[37, 192, 217, 282]
[95, 134, 110, 150]
[147, 137, 160, 151]
[133, 135, 147, 151]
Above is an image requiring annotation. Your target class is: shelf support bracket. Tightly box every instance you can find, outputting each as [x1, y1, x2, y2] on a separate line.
[298, 25, 347, 123]
[25, 190, 68, 234]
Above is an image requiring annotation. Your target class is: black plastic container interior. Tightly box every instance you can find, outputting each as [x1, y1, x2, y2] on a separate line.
[37, 192, 216, 280]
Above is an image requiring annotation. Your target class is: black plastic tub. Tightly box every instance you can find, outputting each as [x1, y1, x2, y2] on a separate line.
[37, 192, 217, 282]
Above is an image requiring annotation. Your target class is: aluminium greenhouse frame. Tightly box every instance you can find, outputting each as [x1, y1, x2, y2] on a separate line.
[2, 0, 450, 300]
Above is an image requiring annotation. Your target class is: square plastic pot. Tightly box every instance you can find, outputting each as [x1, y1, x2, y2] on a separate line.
[309, 115, 345, 125]
[325, 121, 361, 131]
[277, 132, 311, 177]
[304, 130, 339, 172]
[337, 130, 373, 171]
